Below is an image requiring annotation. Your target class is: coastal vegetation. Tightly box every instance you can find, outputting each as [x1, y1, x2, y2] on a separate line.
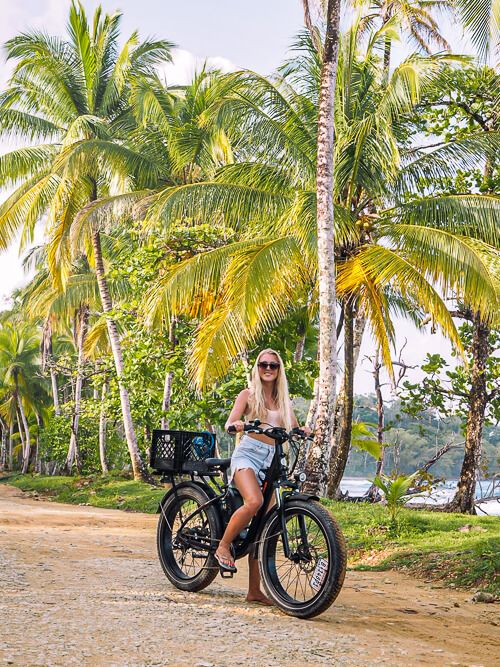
[0, 0, 498, 522]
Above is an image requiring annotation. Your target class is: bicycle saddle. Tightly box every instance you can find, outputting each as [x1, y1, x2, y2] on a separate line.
[205, 457, 231, 470]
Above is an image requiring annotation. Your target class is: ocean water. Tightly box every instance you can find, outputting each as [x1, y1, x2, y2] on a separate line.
[339, 477, 500, 516]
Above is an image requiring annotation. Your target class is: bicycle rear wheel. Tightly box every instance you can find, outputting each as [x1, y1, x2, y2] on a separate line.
[258, 498, 346, 618]
[157, 484, 222, 592]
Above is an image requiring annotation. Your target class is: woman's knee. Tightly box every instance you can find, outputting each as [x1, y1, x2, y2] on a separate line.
[245, 494, 263, 514]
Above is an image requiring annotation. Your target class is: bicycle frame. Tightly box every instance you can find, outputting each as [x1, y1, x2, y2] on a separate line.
[162, 430, 313, 562]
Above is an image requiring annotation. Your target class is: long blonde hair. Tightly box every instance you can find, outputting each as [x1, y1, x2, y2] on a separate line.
[247, 348, 293, 431]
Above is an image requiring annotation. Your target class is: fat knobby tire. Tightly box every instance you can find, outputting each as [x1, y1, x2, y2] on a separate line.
[157, 485, 222, 592]
[258, 498, 347, 618]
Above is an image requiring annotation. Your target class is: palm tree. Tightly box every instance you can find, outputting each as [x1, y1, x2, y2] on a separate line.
[0, 323, 44, 472]
[0, 2, 173, 481]
[454, 0, 500, 61]
[360, 1, 451, 76]
[22, 240, 132, 473]
[136, 29, 498, 493]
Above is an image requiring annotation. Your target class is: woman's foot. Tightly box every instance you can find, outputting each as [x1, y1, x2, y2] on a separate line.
[215, 543, 237, 573]
[246, 591, 274, 606]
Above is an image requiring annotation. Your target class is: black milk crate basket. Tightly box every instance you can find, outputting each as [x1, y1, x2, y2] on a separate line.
[150, 430, 216, 474]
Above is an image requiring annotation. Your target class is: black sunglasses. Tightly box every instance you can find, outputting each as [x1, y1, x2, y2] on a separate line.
[257, 361, 280, 370]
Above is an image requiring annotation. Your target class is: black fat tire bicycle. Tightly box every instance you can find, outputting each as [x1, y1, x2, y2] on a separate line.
[151, 421, 347, 619]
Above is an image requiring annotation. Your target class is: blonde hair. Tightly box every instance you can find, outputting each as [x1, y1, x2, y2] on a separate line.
[247, 348, 293, 431]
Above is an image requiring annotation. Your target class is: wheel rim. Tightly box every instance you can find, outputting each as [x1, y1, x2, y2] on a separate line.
[162, 498, 212, 580]
[264, 507, 330, 605]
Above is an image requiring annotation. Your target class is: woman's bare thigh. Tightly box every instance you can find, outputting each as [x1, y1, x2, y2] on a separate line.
[233, 468, 263, 504]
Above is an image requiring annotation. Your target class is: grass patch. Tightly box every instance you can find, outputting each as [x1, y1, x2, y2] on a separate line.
[2, 474, 498, 594]
[324, 499, 500, 594]
[1, 472, 166, 513]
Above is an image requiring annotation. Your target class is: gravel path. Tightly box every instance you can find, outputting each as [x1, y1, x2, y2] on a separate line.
[0, 484, 498, 667]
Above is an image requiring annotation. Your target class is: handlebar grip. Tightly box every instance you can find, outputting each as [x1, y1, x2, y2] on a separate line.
[227, 425, 237, 434]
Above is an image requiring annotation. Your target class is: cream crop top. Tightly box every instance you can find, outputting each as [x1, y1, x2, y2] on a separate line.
[265, 408, 284, 427]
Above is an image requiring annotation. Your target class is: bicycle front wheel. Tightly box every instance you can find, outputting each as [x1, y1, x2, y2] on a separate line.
[258, 499, 347, 618]
[157, 485, 222, 592]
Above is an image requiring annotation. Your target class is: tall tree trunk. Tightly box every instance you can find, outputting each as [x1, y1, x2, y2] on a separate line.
[325, 299, 353, 498]
[293, 334, 306, 363]
[34, 412, 42, 473]
[91, 228, 152, 483]
[8, 422, 13, 471]
[304, 0, 342, 494]
[325, 306, 366, 497]
[161, 318, 176, 430]
[448, 313, 491, 513]
[42, 317, 61, 417]
[0, 417, 6, 470]
[18, 396, 31, 474]
[50, 369, 61, 416]
[383, 36, 391, 82]
[366, 351, 385, 500]
[161, 370, 173, 430]
[99, 378, 109, 475]
[66, 304, 89, 474]
[16, 409, 25, 469]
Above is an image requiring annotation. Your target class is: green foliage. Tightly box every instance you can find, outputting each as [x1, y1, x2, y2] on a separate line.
[401, 324, 500, 430]
[323, 499, 500, 593]
[372, 472, 419, 524]
[3, 472, 165, 513]
[351, 421, 382, 459]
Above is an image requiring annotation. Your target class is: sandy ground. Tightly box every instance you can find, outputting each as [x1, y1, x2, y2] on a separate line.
[0, 484, 498, 667]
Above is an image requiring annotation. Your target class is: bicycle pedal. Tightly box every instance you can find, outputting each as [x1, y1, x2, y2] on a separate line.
[219, 569, 235, 579]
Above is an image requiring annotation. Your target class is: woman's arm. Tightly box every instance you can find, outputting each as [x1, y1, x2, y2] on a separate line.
[225, 389, 250, 432]
[290, 402, 311, 434]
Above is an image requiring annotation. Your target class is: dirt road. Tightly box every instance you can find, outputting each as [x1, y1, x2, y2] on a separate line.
[0, 484, 497, 667]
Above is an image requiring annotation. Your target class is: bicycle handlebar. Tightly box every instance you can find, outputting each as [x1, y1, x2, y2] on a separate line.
[227, 420, 313, 441]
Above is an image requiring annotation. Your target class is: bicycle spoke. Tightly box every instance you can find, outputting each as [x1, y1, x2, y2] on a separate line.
[168, 499, 211, 579]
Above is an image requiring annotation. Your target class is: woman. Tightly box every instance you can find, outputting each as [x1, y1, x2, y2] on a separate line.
[215, 348, 309, 605]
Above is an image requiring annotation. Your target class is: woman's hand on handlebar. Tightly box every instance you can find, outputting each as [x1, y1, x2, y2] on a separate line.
[291, 426, 313, 439]
[227, 420, 245, 434]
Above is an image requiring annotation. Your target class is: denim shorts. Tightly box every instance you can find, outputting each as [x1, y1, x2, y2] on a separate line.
[230, 434, 275, 486]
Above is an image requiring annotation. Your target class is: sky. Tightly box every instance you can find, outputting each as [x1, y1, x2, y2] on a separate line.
[0, 0, 478, 396]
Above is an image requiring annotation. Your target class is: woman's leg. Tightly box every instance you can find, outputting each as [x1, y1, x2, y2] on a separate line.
[247, 554, 272, 605]
[215, 468, 263, 563]
[246, 492, 274, 604]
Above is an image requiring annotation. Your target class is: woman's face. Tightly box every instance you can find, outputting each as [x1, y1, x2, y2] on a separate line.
[257, 352, 280, 383]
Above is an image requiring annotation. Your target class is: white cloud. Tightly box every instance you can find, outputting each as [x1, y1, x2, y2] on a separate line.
[0, 0, 68, 86]
[160, 48, 237, 86]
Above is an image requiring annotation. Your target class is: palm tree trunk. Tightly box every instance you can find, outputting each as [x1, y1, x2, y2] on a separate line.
[16, 409, 25, 469]
[0, 417, 6, 470]
[18, 396, 31, 474]
[42, 317, 61, 417]
[325, 305, 366, 497]
[304, 0, 342, 494]
[66, 304, 89, 474]
[448, 313, 491, 514]
[99, 378, 109, 475]
[161, 370, 173, 430]
[34, 412, 42, 473]
[50, 369, 61, 416]
[161, 318, 176, 430]
[383, 36, 391, 82]
[8, 422, 13, 471]
[91, 227, 152, 483]
[325, 299, 353, 498]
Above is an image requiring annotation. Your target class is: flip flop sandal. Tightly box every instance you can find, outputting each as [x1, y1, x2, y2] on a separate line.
[214, 552, 237, 575]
